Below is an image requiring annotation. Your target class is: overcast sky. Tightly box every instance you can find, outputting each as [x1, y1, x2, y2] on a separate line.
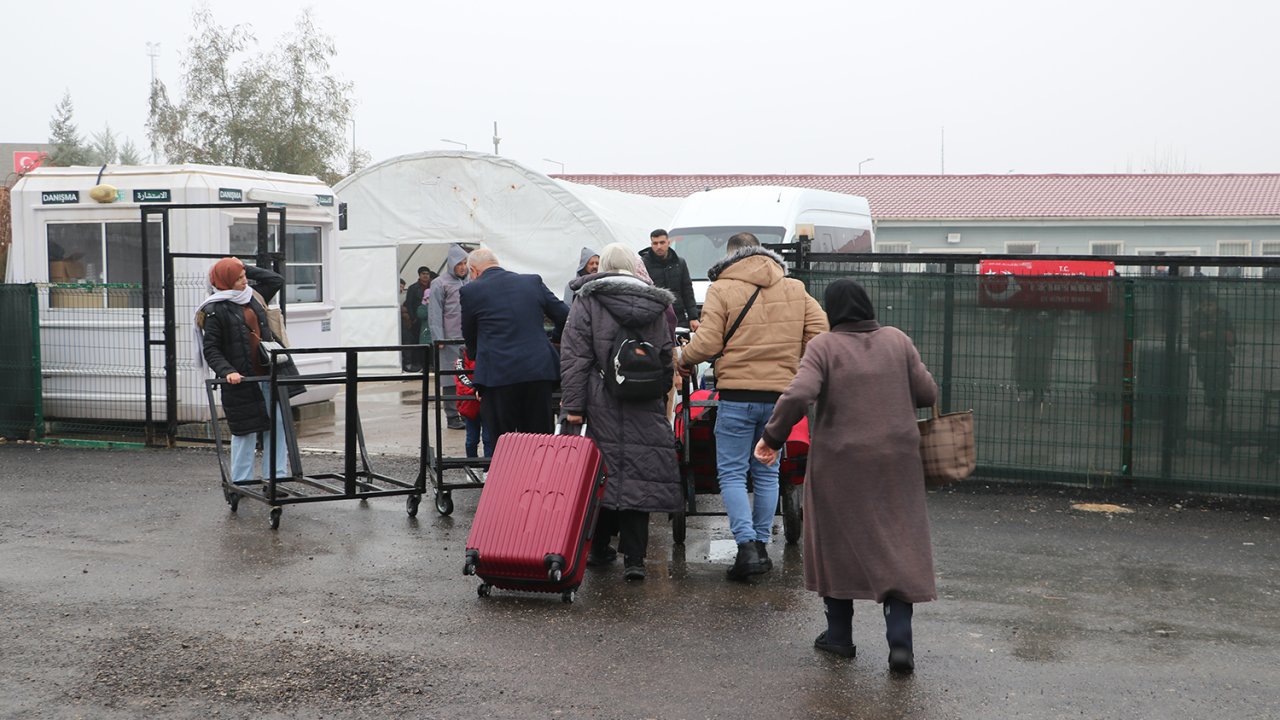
[5, 0, 1278, 177]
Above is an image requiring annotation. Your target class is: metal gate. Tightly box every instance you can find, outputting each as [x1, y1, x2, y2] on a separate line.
[140, 202, 286, 446]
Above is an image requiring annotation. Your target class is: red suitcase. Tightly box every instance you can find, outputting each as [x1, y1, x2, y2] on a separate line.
[463, 430, 606, 604]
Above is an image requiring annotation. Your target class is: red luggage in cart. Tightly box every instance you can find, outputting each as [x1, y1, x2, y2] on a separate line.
[463, 430, 606, 604]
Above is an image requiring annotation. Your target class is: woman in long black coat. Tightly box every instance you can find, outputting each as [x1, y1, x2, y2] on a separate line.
[560, 243, 681, 581]
[196, 257, 302, 483]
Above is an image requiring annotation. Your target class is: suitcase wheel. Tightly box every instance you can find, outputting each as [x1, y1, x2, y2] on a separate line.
[477, 583, 492, 598]
[545, 555, 566, 582]
[463, 550, 479, 576]
[561, 590, 576, 604]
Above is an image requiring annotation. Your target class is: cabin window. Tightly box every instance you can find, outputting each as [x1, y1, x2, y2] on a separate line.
[46, 221, 162, 308]
[230, 222, 324, 304]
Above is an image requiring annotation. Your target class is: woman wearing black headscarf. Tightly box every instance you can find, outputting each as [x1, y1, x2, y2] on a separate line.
[753, 278, 938, 674]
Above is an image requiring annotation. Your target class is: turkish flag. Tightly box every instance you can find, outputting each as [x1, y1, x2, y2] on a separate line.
[14, 151, 46, 174]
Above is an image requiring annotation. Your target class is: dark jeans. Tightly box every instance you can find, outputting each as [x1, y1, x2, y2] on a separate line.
[479, 381, 555, 436]
[463, 416, 495, 458]
[594, 508, 650, 560]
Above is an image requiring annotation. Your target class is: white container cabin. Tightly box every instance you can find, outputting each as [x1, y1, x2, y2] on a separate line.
[5, 164, 342, 423]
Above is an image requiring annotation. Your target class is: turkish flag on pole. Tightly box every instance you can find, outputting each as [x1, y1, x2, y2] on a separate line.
[14, 151, 46, 174]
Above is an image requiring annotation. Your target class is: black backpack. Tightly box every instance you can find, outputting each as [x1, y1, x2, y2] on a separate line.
[602, 326, 668, 401]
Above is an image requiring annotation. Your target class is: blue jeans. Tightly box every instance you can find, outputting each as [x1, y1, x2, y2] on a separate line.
[464, 416, 495, 458]
[714, 399, 779, 545]
[230, 382, 292, 482]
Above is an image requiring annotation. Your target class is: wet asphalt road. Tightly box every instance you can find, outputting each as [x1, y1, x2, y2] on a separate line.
[1, 444, 1278, 719]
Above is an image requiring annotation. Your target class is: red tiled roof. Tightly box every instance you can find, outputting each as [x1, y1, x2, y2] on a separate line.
[553, 174, 1280, 220]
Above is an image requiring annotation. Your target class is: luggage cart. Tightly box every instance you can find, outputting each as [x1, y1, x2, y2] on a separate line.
[206, 345, 433, 529]
[427, 339, 489, 516]
[671, 371, 805, 545]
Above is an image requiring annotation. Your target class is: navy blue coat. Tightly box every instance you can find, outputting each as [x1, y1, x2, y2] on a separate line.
[461, 266, 570, 388]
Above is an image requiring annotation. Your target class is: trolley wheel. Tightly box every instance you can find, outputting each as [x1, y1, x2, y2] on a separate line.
[224, 488, 240, 512]
[269, 507, 282, 530]
[671, 512, 687, 545]
[782, 483, 803, 545]
[435, 491, 454, 516]
[561, 590, 576, 604]
[477, 583, 492, 598]
[406, 494, 421, 517]
[1261, 448, 1277, 465]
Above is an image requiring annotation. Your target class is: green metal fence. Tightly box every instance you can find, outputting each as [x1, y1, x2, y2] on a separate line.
[0, 283, 41, 439]
[4, 265, 1280, 500]
[795, 269, 1280, 498]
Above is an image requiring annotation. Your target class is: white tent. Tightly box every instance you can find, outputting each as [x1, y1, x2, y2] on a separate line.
[333, 151, 683, 370]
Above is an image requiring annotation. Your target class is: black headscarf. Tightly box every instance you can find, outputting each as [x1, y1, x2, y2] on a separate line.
[824, 278, 877, 328]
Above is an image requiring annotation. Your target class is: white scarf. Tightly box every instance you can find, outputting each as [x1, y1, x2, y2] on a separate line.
[193, 286, 254, 371]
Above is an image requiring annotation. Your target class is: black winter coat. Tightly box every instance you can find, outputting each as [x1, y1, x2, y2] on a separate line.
[201, 265, 304, 436]
[560, 273, 681, 513]
[639, 247, 698, 325]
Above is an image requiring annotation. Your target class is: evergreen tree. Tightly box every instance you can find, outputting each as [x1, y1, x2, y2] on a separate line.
[118, 139, 144, 165]
[87, 124, 120, 165]
[47, 91, 90, 166]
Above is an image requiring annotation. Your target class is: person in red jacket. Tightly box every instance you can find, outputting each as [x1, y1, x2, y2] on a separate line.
[455, 350, 494, 458]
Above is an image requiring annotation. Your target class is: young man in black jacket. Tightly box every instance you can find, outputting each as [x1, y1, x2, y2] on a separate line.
[639, 229, 699, 330]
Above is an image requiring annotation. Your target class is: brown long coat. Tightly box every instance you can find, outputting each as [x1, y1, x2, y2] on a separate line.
[762, 322, 938, 602]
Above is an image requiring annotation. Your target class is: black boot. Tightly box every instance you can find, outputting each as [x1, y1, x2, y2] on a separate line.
[754, 541, 773, 573]
[815, 597, 855, 658]
[623, 556, 646, 582]
[587, 544, 617, 567]
[726, 541, 764, 581]
[884, 597, 915, 674]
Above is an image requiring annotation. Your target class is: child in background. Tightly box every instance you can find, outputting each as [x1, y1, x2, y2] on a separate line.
[455, 349, 495, 458]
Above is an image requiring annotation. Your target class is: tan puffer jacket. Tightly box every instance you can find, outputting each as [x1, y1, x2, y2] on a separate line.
[681, 247, 828, 393]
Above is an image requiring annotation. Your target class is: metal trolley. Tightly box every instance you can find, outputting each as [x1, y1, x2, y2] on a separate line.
[671, 372, 806, 545]
[205, 345, 433, 529]
[425, 339, 489, 516]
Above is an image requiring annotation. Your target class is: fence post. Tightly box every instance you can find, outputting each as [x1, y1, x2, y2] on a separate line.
[29, 284, 44, 440]
[1159, 267, 1183, 481]
[1121, 279, 1134, 480]
[940, 262, 956, 413]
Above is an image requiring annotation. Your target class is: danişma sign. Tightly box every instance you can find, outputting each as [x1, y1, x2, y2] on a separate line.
[41, 191, 79, 205]
[977, 259, 1116, 311]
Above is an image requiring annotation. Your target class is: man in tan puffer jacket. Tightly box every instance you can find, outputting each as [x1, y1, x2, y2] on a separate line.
[679, 233, 827, 580]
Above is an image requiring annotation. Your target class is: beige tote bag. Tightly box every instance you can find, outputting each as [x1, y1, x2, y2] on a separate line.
[918, 405, 976, 487]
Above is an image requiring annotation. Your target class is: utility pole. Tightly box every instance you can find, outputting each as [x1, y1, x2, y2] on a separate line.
[940, 126, 945, 175]
[492, 121, 501, 155]
[146, 41, 160, 164]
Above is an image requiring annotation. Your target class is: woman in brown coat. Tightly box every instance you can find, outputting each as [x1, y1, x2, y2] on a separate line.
[754, 278, 937, 674]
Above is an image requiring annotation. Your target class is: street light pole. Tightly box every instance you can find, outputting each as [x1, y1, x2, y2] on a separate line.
[858, 157, 875, 175]
[441, 138, 468, 150]
[543, 158, 565, 174]
[146, 41, 160, 164]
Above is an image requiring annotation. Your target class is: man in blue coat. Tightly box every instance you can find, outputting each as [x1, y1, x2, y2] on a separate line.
[461, 248, 570, 436]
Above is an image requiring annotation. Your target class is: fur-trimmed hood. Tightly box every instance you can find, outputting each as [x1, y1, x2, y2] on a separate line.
[706, 246, 787, 287]
[573, 272, 675, 327]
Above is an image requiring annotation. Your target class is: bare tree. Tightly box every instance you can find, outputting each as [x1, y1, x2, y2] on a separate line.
[147, 8, 355, 184]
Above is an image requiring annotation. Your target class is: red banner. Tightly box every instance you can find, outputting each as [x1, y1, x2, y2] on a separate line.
[14, 151, 46, 174]
[978, 259, 1116, 311]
